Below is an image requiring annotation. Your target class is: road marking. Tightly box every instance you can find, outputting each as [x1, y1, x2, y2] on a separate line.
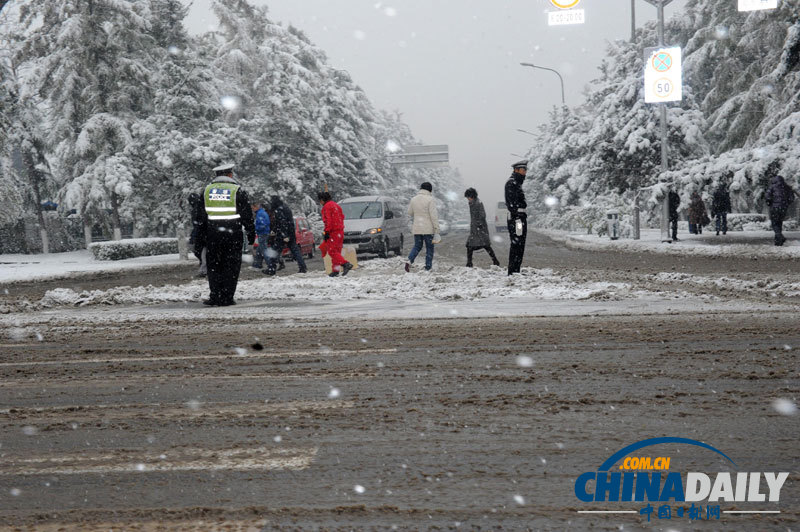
[1, 520, 268, 532]
[1, 372, 374, 387]
[0, 348, 396, 367]
[0, 446, 317, 475]
[1, 399, 354, 422]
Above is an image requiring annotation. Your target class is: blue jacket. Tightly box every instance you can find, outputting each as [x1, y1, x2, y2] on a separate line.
[254, 208, 270, 235]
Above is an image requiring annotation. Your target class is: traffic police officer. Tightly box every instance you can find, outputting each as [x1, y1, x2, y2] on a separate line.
[194, 163, 255, 306]
[505, 160, 528, 275]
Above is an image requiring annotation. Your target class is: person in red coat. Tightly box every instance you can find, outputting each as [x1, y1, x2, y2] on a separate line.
[318, 191, 353, 277]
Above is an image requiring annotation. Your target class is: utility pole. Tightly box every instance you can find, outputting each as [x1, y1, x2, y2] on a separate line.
[631, 0, 636, 42]
[643, 0, 675, 243]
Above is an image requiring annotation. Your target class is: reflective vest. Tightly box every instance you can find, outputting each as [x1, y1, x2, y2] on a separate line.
[204, 182, 241, 221]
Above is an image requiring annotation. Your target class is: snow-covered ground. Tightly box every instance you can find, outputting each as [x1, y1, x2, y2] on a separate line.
[33, 256, 645, 309]
[548, 228, 800, 259]
[0, 250, 186, 283]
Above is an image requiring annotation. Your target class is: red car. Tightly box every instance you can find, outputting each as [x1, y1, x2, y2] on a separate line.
[282, 215, 315, 259]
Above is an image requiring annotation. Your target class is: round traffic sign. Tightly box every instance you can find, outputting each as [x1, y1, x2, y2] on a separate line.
[653, 78, 675, 99]
[550, 0, 581, 8]
[652, 52, 673, 73]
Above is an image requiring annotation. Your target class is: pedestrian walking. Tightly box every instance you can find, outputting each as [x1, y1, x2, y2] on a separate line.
[711, 180, 732, 236]
[405, 182, 440, 272]
[194, 163, 255, 306]
[505, 160, 528, 275]
[765, 174, 795, 246]
[265, 195, 307, 274]
[318, 191, 353, 277]
[668, 190, 680, 241]
[188, 192, 207, 277]
[464, 187, 500, 268]
[250, 201, 271, 269]
[687, 191, 709, 235]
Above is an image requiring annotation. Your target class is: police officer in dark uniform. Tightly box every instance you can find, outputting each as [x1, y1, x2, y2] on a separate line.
[194, 163, 255, 306]
[505, 160, 528, 275]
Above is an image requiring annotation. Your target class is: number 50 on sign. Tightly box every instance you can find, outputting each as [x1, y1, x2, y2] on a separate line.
[644, 46, 682, 103]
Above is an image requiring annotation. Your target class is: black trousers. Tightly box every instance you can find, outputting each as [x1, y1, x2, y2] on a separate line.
[669, 214, 678, 240]
[507, 217, 527, 275]
[206, 227, 243, 304]
[770, 208, 787, 245]
[467, 245, 499, 266]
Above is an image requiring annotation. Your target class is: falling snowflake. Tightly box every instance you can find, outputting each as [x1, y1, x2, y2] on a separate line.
[772, 398, 797, 416]
[10, 488, 21, 496]
[354, 484, 366, 494]
[274, 435, 283, 443]
[22, 426, 38, 436]
[234, 347, 247, 356]
[544, 196, 559, 207]
[384, 7, 397, 16]
[516, 356, 534, 367]
[353, 30, 367, 40]
[328, 388, 341, 399]
[220, 95, 241, 110]
[513, 494, 525, 505]
[185, 399, 202, 410]
[385, 139, 401, 153]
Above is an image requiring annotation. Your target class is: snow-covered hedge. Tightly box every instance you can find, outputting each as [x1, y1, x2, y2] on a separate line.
[89, 238, 178, 261]
[727, 213, 767, 231]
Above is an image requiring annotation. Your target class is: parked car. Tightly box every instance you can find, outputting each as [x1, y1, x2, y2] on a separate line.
[282, 215, 315, 259]
[438, 219, 450, 235]
[340, 196, 406, 258]
[453, 218, 470, 231]
[495, 201, 509, 232]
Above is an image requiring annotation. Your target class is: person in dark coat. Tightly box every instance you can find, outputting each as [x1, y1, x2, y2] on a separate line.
[711, 181, 732, 236]
[765, 174, 796, 246]
[188, 192, 207, 277]
[668, 190, 680, 241]
[687, 191, 708, 235]
[194, 163, 255, 306]
[505, 160, 528, 275]
[464, 188, 500, 268]
[265, 195, 307, 274]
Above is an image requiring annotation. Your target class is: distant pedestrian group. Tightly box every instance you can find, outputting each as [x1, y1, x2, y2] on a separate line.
[669, 168, 795, 246]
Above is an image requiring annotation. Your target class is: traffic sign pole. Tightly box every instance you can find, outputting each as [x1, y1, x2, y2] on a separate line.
[643, 0, 675, 243]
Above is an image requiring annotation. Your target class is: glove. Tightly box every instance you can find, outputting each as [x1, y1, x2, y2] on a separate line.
[323, 231, 330, 241]
[283, 237, 290, 243]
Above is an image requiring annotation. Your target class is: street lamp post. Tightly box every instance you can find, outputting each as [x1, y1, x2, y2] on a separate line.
[520, 62, 565, 105]
[642, 0, 675, 243]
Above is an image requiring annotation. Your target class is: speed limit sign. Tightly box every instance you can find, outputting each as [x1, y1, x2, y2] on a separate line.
[644, 46, 683, 103]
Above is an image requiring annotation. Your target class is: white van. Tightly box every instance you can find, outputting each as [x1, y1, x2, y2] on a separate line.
[494, 201, 509, 232]
[340, 196, 407, 258]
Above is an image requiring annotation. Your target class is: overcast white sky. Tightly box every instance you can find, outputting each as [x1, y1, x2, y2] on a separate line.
[186, 0, 688, 210]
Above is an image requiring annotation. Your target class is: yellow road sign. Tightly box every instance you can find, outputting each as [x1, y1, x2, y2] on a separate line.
[550, 0, 581, 9]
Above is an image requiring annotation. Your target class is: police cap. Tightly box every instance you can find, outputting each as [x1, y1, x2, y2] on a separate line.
[512, 160, 528, 170]
[213, 163, 235, 175]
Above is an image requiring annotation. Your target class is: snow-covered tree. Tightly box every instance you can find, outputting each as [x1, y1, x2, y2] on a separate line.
[15, 0, 155, 243]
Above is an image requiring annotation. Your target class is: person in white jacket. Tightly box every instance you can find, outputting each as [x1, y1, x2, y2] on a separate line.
[405, 182, 440, 272]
